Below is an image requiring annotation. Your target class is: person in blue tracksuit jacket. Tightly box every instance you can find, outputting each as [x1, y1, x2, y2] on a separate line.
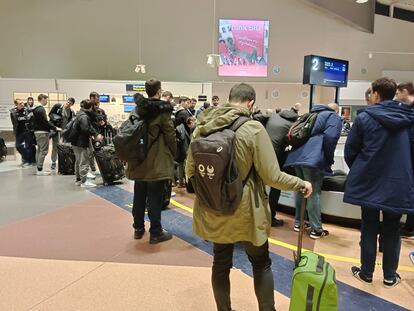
[344, 77, 414, 288]
[284, 103, 342, 239]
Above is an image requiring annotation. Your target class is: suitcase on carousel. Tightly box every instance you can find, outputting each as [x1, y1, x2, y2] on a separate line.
[289, 199, 338, 311]
[94, 143, 125, 185]
[57, 143, 75, 175]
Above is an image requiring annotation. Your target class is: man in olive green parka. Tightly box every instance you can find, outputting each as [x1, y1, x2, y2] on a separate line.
[186, 83, 312, 311]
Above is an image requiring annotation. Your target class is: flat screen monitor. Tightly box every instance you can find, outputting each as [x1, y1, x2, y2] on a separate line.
[99, 95, 110, 103]
[123, 95, 135, 103]
[218, 19, 270, 77]
[303, 55, 349, 87]
[124, 104, 135, 113]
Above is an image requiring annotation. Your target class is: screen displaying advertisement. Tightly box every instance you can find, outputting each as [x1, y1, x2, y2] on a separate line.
[126, 83, 145, 92]
[123, 95, 135, 103]
[218, 19, 269, 77]
[99, 95, 110, 103]
[303, 55, 349, 87]
[124, 104, 135, 113]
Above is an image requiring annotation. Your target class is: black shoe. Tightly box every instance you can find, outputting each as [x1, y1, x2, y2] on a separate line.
[383, 273, 401, 288]
[294, 223, 311, 232]
[351, 266, 372, 284]
[310, 229, 329, 239]
[51, 162, 56, 170]
[134, 228, 145, 240]
[149, 229, 173, 244]
[400, 228, 414, 240]
[271, 218, 284, 227]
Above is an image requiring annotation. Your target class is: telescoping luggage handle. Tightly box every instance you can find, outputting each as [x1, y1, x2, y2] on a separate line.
[294, 191, 307, 267]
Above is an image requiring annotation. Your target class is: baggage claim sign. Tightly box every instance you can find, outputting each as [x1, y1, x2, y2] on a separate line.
[218, 19, 270, 77]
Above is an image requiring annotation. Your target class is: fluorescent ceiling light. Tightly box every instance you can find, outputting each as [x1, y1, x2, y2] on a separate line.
[356, 0, 369, 3]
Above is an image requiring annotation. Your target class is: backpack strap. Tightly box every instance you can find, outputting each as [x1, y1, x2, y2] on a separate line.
[230, 116, 251, 132]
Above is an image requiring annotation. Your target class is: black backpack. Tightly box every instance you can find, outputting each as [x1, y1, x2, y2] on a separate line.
[0, 137, 7, 161]
[189, 116, 251, 215]
[113, 111, 148, 163]
[287, 112, 318, 149]
[61, 117, 79, 144]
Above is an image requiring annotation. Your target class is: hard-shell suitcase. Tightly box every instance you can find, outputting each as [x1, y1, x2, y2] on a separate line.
[57, 143, 75, 175]
[289, 199, 338, 311]
[94, 143, 125, 186]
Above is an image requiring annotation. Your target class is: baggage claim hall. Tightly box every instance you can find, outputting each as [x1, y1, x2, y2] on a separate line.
[0, 1, 413, 310]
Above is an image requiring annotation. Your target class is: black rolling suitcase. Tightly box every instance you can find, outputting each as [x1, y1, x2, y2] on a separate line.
[57, 143, 75, 175]
[93, 132, 125, 185]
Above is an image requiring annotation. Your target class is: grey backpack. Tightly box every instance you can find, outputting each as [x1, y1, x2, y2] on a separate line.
[190, 116, 251, 215]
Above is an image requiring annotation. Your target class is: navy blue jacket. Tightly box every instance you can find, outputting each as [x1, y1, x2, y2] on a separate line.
[343, 100, 414, 214]
[284, 105, 342, 174]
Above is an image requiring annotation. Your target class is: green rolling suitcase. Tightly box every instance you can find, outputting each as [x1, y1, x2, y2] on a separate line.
[289, 199, 338, 311]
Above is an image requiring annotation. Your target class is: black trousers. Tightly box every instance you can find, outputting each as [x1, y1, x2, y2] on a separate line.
[212, 242, 276, 311]
[269, 187, 281, 219]
[132, 180, 166, 235]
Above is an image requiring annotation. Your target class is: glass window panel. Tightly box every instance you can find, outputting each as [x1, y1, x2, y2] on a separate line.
[48, 93, 58, 101]
[14, 93, 31, 100]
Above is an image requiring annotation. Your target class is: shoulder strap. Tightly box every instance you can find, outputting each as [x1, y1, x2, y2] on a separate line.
[230, 116, 251, 132]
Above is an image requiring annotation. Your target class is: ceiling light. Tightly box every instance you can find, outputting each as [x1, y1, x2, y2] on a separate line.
[134, 64, 146, 73]
[368, 52, 373, 59]
[356, 0, 369, 3]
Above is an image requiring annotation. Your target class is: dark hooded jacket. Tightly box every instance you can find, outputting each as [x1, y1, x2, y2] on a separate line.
[71, 109, 98, 148]
[284, 105, 342, 174]
[343, 100, 414, 214]
[32, 103, 57, 132]
[265, 110, 298, 166]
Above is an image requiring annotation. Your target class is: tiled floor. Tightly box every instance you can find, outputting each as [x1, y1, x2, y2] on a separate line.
[1, 158, 413, 311]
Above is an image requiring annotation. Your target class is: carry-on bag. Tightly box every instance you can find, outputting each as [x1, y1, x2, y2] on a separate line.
[289, 199, 338, 311]
[57, 143, 75, 175]
[94, 143, 125, 185]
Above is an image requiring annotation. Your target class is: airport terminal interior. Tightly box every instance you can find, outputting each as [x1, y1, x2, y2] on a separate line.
[1, 0, 414, 310]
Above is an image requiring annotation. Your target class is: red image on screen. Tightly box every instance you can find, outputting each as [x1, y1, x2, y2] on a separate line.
[218, 19, 269, 77]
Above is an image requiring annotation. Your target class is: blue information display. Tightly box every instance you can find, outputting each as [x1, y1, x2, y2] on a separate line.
[124, 104, 135, 113]
[303, 55, 349, 87]
[122, 95, 134, 103]
[99, 95, 110, 103]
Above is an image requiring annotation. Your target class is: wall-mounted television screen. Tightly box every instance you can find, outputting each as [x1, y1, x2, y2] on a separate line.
[218, 19, 269, 77]
[303, 55, 349, 87]
[124, 104, 135, 113]
[99, 95, 110, 103]
[123, 95, 135, 103]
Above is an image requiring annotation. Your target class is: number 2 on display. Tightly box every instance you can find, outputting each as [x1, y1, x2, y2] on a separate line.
[312, 58, 319, 71]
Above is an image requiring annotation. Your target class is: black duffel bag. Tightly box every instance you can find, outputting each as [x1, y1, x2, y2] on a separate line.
[322, 170, 347, 192]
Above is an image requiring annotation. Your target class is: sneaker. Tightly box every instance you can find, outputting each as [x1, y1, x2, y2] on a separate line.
[351, 266, 373, 284]
[271, 218, 284, 227]
[74, 180, 82, 186]
[400, 228, 414, 240]
[21, 162, 31, 168]
[86, 172, 96, 180]
[294, 223, 311, 232]
[134, 228, 145, 240]
[93, 170, 101, 176]
[149, 229, 173, 244]
[36, 170, 51, 176]
[310, 229, 329, 239]
[51, 163, 56, 170]
[383, 273, 401, 288]
[171, 191, 176, 198]
[80, 181, 97, 188]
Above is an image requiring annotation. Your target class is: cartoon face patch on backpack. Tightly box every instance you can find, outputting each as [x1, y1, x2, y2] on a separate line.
[190, 117, 251, 215]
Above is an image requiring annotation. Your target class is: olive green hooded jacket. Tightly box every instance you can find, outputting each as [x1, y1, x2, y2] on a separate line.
[186, 105, 305, 246]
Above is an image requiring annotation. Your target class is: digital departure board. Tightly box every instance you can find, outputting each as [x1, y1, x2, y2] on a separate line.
[303, 55, 349, 87]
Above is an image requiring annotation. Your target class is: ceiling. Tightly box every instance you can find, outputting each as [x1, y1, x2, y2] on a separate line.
[377, 0, 414, 11]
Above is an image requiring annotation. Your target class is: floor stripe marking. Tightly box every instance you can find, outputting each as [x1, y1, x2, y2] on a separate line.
[91, 185, 410, 311]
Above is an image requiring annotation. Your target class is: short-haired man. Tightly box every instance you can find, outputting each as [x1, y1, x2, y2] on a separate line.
[285, 102, 342, 239]
[71, 99, 103, 188]
[26, 97, 34, 108]
[175, 96, 191, 126]
[32, 94, 61, 175]
[195, 101, 210, 117]
[395, 82, 414, 240]
[62, 97, 76, 130]
[345, 78, 414, 288]
[10, 99, 36, 166]
[186, 83, 312, 311]
[212, 95, 220, 107]
[189, 98, 197, 116]
[126, 79, 177, 244]
[161, 91, 174, 106]
[365, 88, 375, 105]
[265, 106, 299, 227]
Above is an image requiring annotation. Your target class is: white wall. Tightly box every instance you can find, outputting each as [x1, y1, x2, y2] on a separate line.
[1, 0, 414, 82]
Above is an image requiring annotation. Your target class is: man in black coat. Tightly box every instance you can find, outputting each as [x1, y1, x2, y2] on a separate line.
[265, 108, 299, 226]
